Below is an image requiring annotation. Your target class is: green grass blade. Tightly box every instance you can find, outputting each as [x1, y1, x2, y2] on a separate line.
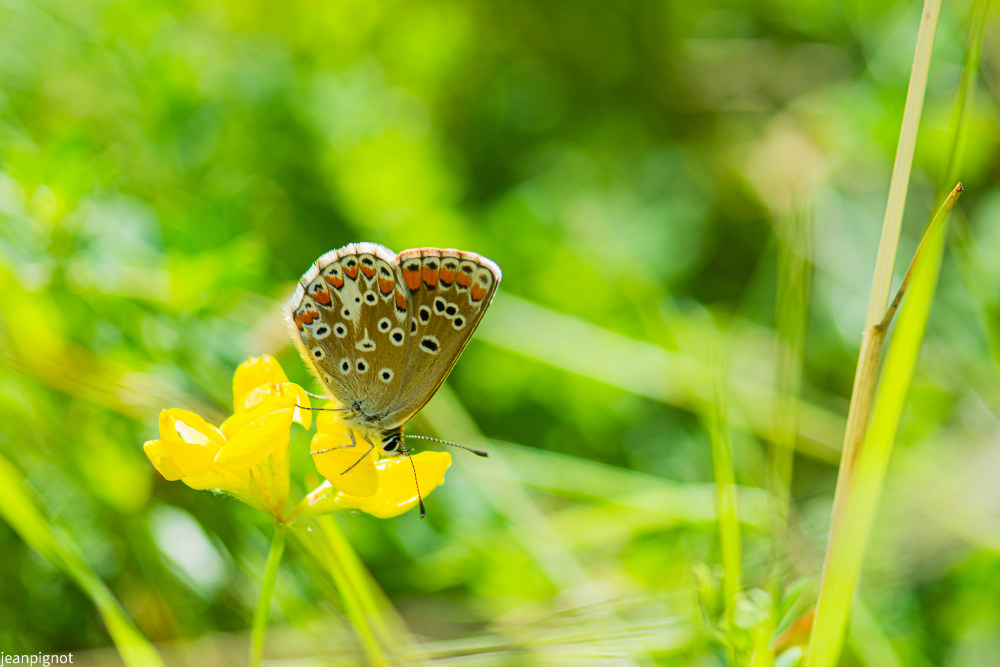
[805, 186, 956, 666]
[706, 356, 742, 664]
[945, 0, 998, 375]
[0, 453, 164, 666]
[770, 208, 812, 567]
[941, 0, 989, 191]
[479, 293, 844, 461]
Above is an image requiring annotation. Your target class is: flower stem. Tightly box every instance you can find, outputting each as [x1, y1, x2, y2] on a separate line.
[250, 523, 286, 667]
[296, 518, 389, 665]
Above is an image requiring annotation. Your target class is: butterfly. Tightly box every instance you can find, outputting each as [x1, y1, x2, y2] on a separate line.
[286, 243, 501, 465]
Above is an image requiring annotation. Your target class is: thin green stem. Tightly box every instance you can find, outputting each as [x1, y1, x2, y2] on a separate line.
[250, 523, 286, 667]
[864, 0, 941, 327]
[707, 355, 742, 664]
[769, 208, 812, 572]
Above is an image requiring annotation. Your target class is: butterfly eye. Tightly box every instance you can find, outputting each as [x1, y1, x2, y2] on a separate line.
[382, 438, 399, 453]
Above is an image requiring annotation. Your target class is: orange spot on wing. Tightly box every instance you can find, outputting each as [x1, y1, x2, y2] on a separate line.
[300, 309, 320, 325]
[439, 266, 456, 286]
[294, 314, 305, 331]
[360, 264, 376, 279]
[457, 271, 473, 288]
[403, 268, 421, 290]
[324, 274, 344, 289]
[423, 265, 439, 287]
[470, 283, 487, 301]
[312, 287, 332, 305]
[395, 290, 407, 311]
[344, 265, 359, 280]
[378, 277, 394, 295]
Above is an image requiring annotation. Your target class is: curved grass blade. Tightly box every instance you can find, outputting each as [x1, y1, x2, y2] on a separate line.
[0, 453, 164, 667]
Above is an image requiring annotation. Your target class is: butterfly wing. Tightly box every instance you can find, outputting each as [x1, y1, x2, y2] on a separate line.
[381, 247, 502, 429]
[286, 242, 411, 413]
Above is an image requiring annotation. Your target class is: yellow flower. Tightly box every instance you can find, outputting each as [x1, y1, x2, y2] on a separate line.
[292, 401, 452, 519]
[144, 355, 310, 518]
[145, 354, 453, 521]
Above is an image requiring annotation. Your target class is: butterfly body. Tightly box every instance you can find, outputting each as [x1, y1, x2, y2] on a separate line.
[286, 242, 501, 455]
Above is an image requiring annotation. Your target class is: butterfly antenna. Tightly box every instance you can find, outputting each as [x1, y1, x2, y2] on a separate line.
[400, 440, 426, 519]
[405, 434, 490, 458]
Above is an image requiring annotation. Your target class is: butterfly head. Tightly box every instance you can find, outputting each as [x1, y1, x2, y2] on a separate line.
[380, 428, 405, 456]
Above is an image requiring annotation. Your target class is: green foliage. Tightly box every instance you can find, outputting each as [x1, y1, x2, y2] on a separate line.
[1, 0, 999, 664]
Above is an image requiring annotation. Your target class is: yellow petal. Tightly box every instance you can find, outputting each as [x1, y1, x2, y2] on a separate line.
[310, 432, 378, 497]
[238, 382, 312, 429]
[222, 389, 297, 439]
[232, 354, 289, 412]
[143, 439, 185, 481]
[292, 452, 451, 520]
[335, 452, 452, 519]
[182, 467, 248, 493]
[248, 457, 289, 518]
[215, 409, 293, 470]
[156, 409, 224, 477]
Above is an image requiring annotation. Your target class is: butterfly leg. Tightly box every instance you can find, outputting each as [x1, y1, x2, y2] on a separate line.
[340, 432, 376, 475]
[309, 431, 376, 475]
[310, 428, 360, 455]
[296, 404, 351, 413]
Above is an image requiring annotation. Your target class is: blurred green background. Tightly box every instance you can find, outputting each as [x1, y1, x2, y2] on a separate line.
[1, 0, 999, 664]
